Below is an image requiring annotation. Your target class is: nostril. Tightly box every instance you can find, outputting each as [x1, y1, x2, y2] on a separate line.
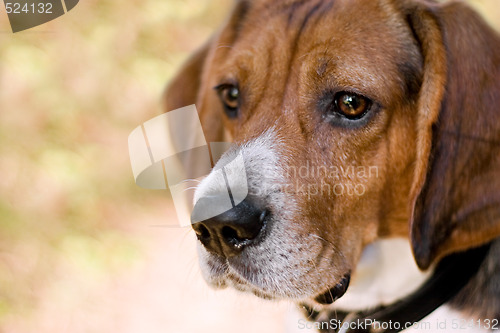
[221, 226, 239, 244]
[199, 224, 210, 239]
[193, 223, 211, 242]
[221, 225, 254, 250]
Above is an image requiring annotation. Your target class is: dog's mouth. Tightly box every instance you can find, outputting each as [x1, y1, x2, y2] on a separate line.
[203, 250, 352, 302]
[313, 273, 351, 305]
[227, 271, 351, 304]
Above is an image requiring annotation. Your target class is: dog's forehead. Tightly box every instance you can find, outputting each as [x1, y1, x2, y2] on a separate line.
[210, 0, 421, 105]
[233, 0, 410, 45]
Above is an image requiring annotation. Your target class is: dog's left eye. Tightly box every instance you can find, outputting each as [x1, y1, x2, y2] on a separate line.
[215, 84, 240, 118]
[333, 92, 372, 120]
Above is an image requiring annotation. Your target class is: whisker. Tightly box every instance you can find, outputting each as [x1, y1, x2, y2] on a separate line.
[310, 233, 337, 251]
[182, 186, 199, 193]
[216, 44, 233, 50]
[179, 178, 202, 184]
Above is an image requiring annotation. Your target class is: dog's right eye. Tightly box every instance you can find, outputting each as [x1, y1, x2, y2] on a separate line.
[215, 84, 240, 118]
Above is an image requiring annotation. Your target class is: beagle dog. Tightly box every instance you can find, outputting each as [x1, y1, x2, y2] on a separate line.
[164, 0, 500, 330]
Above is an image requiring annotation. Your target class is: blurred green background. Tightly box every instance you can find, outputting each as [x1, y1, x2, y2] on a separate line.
[0, 1, 499, 332]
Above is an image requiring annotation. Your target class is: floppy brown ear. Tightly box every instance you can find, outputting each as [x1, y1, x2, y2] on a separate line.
[163, 41, 211, 112]
[406, 1, 500, 270]
[162, 40, 223, 164]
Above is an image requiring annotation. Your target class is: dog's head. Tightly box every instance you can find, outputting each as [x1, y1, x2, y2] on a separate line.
[164, 0, 500, 304]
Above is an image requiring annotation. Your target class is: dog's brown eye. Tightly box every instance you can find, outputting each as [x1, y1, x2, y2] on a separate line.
[215, 84, 240, 118]
[222, 86, 239, 108]
[334, 92, 371, 119]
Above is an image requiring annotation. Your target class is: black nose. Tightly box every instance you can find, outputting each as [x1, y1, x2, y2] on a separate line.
[191, 195, 268, 257]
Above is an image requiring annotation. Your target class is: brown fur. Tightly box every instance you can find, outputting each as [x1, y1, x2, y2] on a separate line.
[164, 0, 500, 319]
